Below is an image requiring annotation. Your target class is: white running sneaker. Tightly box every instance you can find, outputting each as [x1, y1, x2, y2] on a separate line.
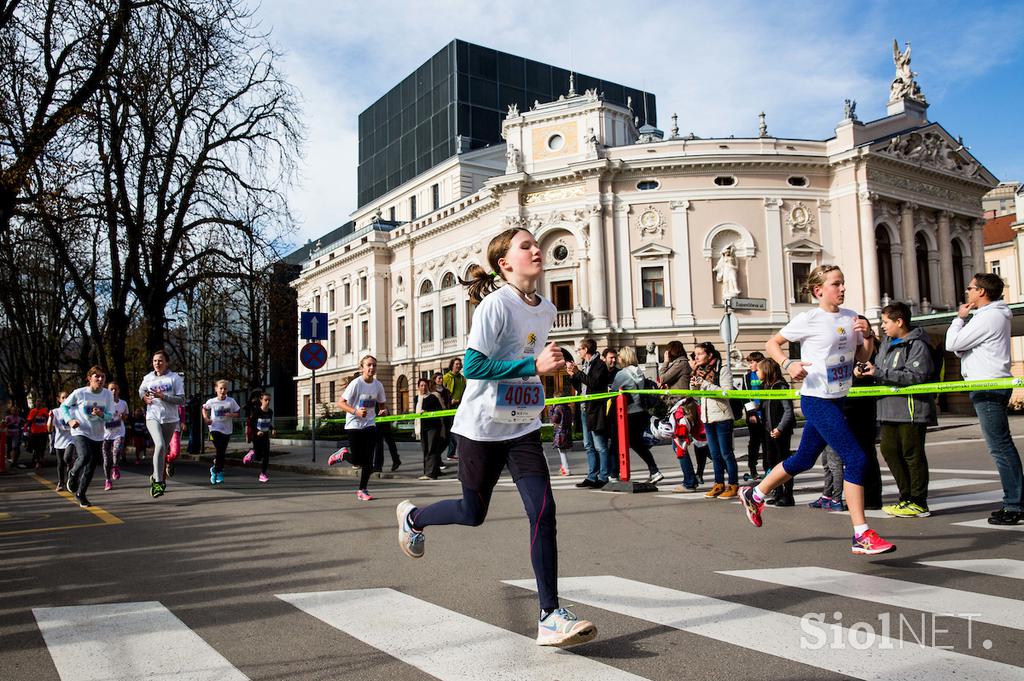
[648, 471, 664, 485]
[536, 607, 597, 647]
[396, 499, 425, 559]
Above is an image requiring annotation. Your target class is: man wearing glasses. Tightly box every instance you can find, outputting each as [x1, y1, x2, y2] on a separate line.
[946, 273, 1023, 525]
[566, 338, 611, 488]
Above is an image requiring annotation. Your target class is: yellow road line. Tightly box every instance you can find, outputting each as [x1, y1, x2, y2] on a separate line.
[30, 473, 123, 526]
[0, 512, 9, 521]
[0, 522, 111, 538]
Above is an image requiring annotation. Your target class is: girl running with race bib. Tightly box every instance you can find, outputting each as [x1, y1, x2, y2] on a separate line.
[101, 383, 128, 491]
[203, 380, 241, 486]
[395, 227, 596, 648]
[737, 265, 896, 555]
[138, 350, 185, 498]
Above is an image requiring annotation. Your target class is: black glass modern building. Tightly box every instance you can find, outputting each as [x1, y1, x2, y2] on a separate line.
[357, 39, 657, 208]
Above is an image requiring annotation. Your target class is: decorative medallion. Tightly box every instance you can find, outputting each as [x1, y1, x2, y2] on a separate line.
[637, 206, 665, 238]
[548, 238, 573, 266]
[785, 201, 815, 236]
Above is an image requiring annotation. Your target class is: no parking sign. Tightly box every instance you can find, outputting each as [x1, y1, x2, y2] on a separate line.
[300, 342, 327, 370]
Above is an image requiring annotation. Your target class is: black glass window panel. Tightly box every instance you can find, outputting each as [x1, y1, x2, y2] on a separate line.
[498, 84, 526, 112]
[469, 77, 497, 109]
[470, 107, 499, 142]
[498, 52, 525, 87]
[466, 43, 497, 79]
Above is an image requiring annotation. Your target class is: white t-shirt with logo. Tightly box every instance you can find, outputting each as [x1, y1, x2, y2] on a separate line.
[204, 397, 241, 435]
[104, 399, 129, 440]
[62, 387, 116, 442]
[342, 377, 386, 430]
[138, 371, 185, 423]
[452, 284, 556, 442]
[779, 307, 863, 399]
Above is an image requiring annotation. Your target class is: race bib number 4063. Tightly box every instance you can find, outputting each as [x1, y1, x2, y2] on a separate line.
[494, 382, 545, 424]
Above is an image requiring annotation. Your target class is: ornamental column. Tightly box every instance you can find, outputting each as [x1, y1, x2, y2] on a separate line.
[586, 204, 609, 329]
[763, 198, 789, 323]
[972, 218, 986, 275]
[614, 199, 636, 329]
[899, 202, 920, 308]
[669, 200, 695, 325]
[858, 190, 882, 318]
[937, 210, 956, 310]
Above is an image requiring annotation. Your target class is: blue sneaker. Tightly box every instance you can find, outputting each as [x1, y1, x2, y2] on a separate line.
[808, 495, 831, 509]
[215, 471, 225, 485]
[536, 607, 597, 647]
[825, 498, 848, 512]
[210, 467, 217, 485]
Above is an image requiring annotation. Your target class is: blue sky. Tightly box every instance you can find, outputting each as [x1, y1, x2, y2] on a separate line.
[257, 0, 1024, 246]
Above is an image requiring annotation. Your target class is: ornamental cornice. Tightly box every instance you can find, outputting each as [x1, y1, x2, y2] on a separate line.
[866, 168, 983, 215]
[612, 157, 829, 176]
[868, 153, 994, 191]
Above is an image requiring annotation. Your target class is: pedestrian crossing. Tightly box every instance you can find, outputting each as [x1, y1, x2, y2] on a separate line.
[29, 561, 1024, 681]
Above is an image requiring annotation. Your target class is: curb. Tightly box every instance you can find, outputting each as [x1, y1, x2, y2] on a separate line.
[174, 453, 401, 479]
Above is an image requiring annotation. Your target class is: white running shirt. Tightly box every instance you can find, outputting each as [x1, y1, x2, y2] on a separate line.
[62, 387, 116, 442]
[104, 399, 129, 440]
[452, 284, 556, 442]
[203, 397, 241, 435]
[778, 307, 863, 399]
[138, 371, 185, 423]
[342, 377, 386, 430]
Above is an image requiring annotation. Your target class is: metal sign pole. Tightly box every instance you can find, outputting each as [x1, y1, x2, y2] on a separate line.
[311, 367, 317, 462]
[724, 298, 734, 369]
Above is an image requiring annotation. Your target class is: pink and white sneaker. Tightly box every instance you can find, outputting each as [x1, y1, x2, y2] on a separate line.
[356, 489, 374, 501]
[328, 447, 350, 466]
[103, 480, 113, 491]
[559, 466, 571, 477]
[111, 466, 121, 481]
[243, 449, 255, 464]
[738, 486, 765, 528]
[852, 529, 896, 555]
[258, 472, 269, 483]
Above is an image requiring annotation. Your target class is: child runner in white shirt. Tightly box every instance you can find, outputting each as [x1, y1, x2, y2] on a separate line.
[395, 227, 596, 648]
[203, 380, 241, 485]
[737, 265, 896, 555]
[331, 357, 387, 500]
[102, 382, 128, 491]
[50, 391, 73, 492]
[138, 350, 186, 498]
[62, 366, 115, 508]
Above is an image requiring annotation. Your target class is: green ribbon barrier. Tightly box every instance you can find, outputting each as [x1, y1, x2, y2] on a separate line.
[322, 377, 1023, 425]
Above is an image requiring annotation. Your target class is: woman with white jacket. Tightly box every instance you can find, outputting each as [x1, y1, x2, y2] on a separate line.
[610, 346, 663, 484]
[691, 342, 738, 499]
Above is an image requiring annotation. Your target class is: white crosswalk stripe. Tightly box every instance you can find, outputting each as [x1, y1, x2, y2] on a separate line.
[32, 602, 249, 681]
[918, 559, 1024, 580]
[503, 575, 1021, 680]
[718, 566, 1024, 630]
[952, 518, 1024, 531]
[276, 588, 646, 680]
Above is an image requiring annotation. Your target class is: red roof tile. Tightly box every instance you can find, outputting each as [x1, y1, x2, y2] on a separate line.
[984, 214, 1016, 246]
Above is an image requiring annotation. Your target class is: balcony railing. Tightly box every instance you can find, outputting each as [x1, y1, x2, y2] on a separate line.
[554, 308, 584, 330]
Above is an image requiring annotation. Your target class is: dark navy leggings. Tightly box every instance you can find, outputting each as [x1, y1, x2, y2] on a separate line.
[411, 476, 558, 610]
[782, 396, 866, 485]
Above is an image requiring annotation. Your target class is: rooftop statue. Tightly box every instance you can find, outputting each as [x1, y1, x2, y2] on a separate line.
[889, 39, 926, 104]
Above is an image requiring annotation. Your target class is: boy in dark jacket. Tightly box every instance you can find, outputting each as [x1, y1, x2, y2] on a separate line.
[863, 302, 934, 518]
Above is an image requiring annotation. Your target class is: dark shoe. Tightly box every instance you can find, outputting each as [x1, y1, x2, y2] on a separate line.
[592, 479, 608, 489]
[988, 509, 1024, 525]
[77, 495, 91, 508]
[575, 478, 597, 488]
[68, 475, 79, 494]
[391, 459, 401, 472]
[775, 496, 795, 507]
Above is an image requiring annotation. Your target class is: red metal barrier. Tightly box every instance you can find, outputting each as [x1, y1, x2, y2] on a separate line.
[616, 392, 629, 482]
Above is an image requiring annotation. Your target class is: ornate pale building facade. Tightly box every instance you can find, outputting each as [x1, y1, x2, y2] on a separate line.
[293, 46, 998, 420]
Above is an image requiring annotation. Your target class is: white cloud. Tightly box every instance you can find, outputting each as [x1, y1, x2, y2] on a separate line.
[257, 0, 1020, 246]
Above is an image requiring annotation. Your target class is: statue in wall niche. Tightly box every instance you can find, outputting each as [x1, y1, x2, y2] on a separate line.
[505, 143, 522, 173]
[585, 127, 599, 157]
[714, 244, 741, 301]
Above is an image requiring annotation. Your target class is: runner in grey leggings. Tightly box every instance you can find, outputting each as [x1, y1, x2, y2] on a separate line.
[138, 350, 186, 498]
[147, 420, 179, 484]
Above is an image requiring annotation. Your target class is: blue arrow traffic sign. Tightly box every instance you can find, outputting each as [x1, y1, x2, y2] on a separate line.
[300, 311, 328, 341]
[300, 342, 327, 370]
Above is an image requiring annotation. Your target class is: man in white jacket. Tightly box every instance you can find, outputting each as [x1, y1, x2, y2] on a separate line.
[945, 272, 1023, 525]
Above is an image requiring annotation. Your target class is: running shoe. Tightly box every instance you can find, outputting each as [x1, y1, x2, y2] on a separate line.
[988, 508, 1023, 525]
[391, 459, 401, 472]
[672, 484, 699, 493]
[35, 461, 42, 471]
[327, 447, 350, 466]
[55, 483, 65, 492]
[890, 501, 930, 518]
[243, 449, 255, 464]
[559, 466, 571, 477]
[104, 480, 112, 491]
[852, 529, 896, 555]
[396, 499, 425, 559]
[882, 501, 905, 516]
[258, 472, 269, 483]
[166, 462, 174, 477]
[67, 475, 79, 494]
[356, 489, 374, 501]
[210, 466, 217, 485]
[446, 454, 459, 462]
[536, 607, 597, 647]
[738, 486, 764, 528]
[808, 495, 831, 509]
[77, 494, 91, 508]
[825, 498, 848, 512]
[149, 476, 159, 498]
[648, 471, 665, 485]
[111, 466, 121, 481]
[215, 471, 225, 485]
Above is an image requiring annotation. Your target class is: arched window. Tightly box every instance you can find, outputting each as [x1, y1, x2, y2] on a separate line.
[915, 233, 932, 303]
[396, 375, 409, 413]
[419, 279, 434, 296]
[875, 225, 894, 299]
[952, 240, 966, 301]
[441, 272, 456, 289]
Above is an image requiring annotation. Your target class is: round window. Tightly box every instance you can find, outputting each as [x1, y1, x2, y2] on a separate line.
[547, 134, 565, 151]
[553, 244, 569, 261]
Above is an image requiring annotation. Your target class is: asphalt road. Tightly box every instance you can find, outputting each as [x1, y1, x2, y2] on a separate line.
[2, 419, 1023, 681]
